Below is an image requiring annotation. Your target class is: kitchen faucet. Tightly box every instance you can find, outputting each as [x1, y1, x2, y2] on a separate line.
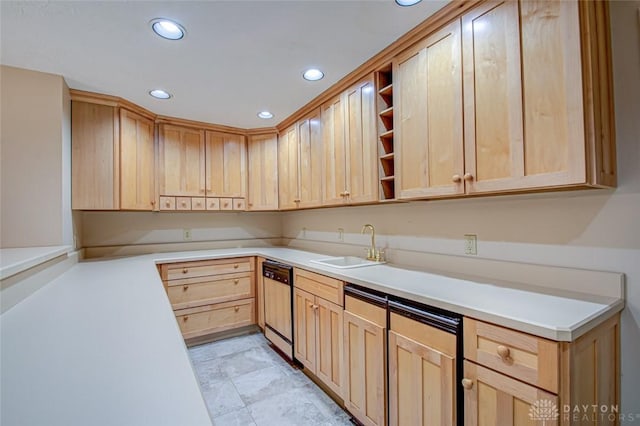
[361, 224, 383, 261]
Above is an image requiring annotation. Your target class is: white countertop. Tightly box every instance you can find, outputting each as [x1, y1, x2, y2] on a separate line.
[1, 246, 624, 425]
[0, 245, 72, 279]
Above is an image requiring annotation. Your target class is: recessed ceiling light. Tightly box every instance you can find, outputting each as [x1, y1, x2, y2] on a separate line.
[257, 111, 274, 119]
[150, 18, 185, 40]
[149, 89, 172, 99]
[303, 68, 324, 81]
[395, 0, 422, 6]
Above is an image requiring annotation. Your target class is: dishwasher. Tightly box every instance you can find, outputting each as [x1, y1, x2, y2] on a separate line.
[388, 296, 464, 425]
[262, 260, 294, 360]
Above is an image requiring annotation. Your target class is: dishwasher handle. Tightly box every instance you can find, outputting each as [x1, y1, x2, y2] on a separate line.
[389, 299, 461, 334]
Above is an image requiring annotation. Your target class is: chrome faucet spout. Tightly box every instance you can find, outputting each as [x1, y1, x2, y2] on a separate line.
[361, 224, 376, 260]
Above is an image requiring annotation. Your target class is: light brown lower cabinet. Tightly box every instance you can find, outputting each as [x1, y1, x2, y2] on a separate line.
[293, 271, 344, 398]
[343, 295, 387, 426]
[388, 312, 457, 426]
[159, 257, 256, 341]
[463, 314, 620, 426]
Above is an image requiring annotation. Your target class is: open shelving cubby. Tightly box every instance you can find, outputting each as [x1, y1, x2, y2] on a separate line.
[375, 64, 395, 201]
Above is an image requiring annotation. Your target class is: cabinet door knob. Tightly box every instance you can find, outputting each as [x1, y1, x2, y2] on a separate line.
[151, 200, 156, 206]
[234, 306, 240, 312]
[343, 191, 350, 196]
[497, 345, 511, 359]
[182, 268, 188, 274]
[182, 316, 189, 322]
[234, 279, 239, 285]
[461, 378, 473, 389]
[294, 198, 301, 203]
[463, 173, 474, 181]
[312, 304, 319, 310]
[183, 285, 188, 292]
[452, 174, 462, 183]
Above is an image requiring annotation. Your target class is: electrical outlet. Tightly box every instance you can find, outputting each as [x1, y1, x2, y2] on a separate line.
[338, 228, 344, 242]
[183, 229, 192, 241]
[464, 234, 477, 255]
[302, 227, 307, 238]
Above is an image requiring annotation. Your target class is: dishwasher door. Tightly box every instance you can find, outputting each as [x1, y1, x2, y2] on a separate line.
[262, 260, 294, 359]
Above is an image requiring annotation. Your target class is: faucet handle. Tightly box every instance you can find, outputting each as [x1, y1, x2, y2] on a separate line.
[375, 249, 385, 262]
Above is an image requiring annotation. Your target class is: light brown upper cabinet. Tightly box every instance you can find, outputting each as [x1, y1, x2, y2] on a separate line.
[120, 109, 155, 210]
[394, 20, 464, 199]
[247, 133, 278, 211]
[322, 77, 378, 206]
[204, 130, 247, 198]
[158, 124, 205, 197]
[394, 0, 615, 200]
[278, 110, 323, 210]
[71, 100, 155, 211]
[462, 0, 615, 194]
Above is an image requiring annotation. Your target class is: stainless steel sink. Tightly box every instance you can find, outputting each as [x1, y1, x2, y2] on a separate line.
[309, 256, 385, 269]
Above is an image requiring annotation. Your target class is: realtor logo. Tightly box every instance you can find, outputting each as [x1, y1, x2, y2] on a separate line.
[529, 399, 560, 425]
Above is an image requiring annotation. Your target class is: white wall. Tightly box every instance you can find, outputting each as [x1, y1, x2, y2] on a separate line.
[282, 0, 640, 417]
[0, 65, 74, 248]
[81, 211, 282, 258]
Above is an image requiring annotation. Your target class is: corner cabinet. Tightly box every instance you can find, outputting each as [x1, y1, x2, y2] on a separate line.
[71, 98, 155, 211]
[247, 133, 279, 211]
[394, 0, 616, 201]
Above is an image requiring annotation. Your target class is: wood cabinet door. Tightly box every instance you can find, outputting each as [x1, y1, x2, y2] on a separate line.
[344, 77, 379, 204]
[256, 257, 266, 329]
[462, 0, 585, 194]
[343, 310, 386, 426]
[71, 101, 119, 210]
[247, 134, 278, 211]
[293, 288, 316, 372]
[119, 109, 154, 210]
[297, 109, 323, 208]
[205, 131, 247, 198]
[394, 20, 464, 200]
[388, 330, 457, 426]
[278, 125, 299, 210]
[463, 361, 558, 426]
[321, 95, 347, 206]
[158, 124, 205, 197]
[316, 298, 343, 397]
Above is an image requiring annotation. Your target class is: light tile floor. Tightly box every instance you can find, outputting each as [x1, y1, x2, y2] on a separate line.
[189, 332, 354, 426]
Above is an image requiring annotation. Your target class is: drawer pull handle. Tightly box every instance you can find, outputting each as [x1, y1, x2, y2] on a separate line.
[182, 268, 188, 274]
[233, 264, 239, 269]
[182, 316, 189, 322]
[165, 201, 171, 207]
[234, 306, 240, 312]
[461, 378, 473, 390]
[183, 285, 189, 292]
[463, 173, 474, 182]
[234, 279, 239, 285]
[181, 201, 187, 206]
[497, 345, 511, 359]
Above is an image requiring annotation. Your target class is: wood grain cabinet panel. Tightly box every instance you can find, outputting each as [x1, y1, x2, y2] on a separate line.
[119, 109, 155, 210]
[278, 125, 300, 210]
[71, 101, 119, 210]
[158, 124, 205, 197]
[394, 20, 464, 199]
[247, 133, 279, 211]
[294, 287, 317, 372]
[321, 95, 347, 206]
[205, 130, 247, 198]
[343, 297, 387, 426]
[297, 109, 323, 209]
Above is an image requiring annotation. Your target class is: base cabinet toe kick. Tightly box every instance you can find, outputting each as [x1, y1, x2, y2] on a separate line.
[156, 259, 620, 426]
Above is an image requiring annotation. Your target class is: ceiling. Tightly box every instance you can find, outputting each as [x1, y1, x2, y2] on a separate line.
[0, 0, 448, 129]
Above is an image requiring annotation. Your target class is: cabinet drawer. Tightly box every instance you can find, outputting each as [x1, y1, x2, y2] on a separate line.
[345, 294, 386, 328]
[220, 197, 233, 210]
[191, 197, 206, 210]
[294, 268, 343, 306]
[390, 311, 456, 357]
[163, 257, 254, 280]
[233, 198, 246, 210]
[463, 317, 559, 393]
[206, 197, 220, 211]
[174, 298, 255, 339]
[176, 197, 191, 210]
[167, 272, 253, 310]
[159, 196, 175, 210]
